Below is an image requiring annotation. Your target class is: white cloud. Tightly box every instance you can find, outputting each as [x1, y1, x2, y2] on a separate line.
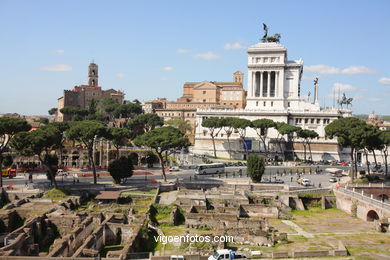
[54, 49, 65, 54]
[193, 51, 220, 60]
[305, 64, 376, 75]
[306, 65, 341, 74]
[302, 75, 318, 81]
[332, 83, 356, 92]
[368, 97, 381, 102]
[379, 77, 390, 85]
[160, 77, 169, 81]
[40, 64, 72, 72]
[353, 94, 363, 100]
[224, 42, 246, 50]
[176, 49, 189, 54]
[163, 66, 174, 71]
[116, 73, 125, 79]
[341, 66, 376, 74]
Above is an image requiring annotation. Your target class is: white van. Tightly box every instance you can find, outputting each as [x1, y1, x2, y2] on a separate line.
[195, 163, 225, 175]
[301, 178, 311, 186]
[208, 249, 246, 260]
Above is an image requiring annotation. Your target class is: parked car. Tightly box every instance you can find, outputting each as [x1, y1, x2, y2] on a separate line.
[170, 256, 184, 260]
[274, 179, 284, 184]
[169, 166, 180, 171]
[298, 178, 311, 186]
[57, 169, 68, 176]
[209, 250, 246, 260]
[329, 177, 337, 183]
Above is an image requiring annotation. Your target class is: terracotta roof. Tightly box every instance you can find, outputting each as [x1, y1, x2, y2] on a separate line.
[95, 191, 121, 200]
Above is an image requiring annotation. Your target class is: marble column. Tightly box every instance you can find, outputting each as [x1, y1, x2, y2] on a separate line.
[267, 71, 271, 97]
[260, 71, 263, 97]
[252, 71, 256, 98]
[275, 72, 279, 98]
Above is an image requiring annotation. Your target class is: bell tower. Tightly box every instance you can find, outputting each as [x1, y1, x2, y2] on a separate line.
[233, 71, 244, 83]
[88, 62, 98, 87]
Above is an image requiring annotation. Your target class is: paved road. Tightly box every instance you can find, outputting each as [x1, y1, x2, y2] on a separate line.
[3, 165, 349, 189]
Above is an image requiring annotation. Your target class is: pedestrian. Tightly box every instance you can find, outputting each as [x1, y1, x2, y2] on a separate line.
[24, 171, 28, 187]
[72, 173, 76, 184]
[319, 183, 322, 188]
[290, 176, 293, 182]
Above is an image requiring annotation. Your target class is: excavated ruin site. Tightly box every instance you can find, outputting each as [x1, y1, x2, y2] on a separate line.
[0, 182, 364, 259]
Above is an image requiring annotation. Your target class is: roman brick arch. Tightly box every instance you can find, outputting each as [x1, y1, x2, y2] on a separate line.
[367, 210, 380, 222]
[377, 194, 389, 202]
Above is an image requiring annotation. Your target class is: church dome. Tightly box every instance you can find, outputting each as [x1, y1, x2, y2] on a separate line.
[368, 111, 377, 121]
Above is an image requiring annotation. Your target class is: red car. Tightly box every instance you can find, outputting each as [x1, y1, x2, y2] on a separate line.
[341, 162, 349, 166]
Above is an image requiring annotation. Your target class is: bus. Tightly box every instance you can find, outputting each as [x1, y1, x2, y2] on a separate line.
[1, 168, 16, 178]
[195, 163, 225, 175]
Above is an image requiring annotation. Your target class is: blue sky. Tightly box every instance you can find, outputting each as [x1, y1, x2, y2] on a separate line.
[0, 0, 389, 115]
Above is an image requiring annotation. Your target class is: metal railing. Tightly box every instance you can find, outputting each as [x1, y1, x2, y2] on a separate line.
[337, 187, 390, 211]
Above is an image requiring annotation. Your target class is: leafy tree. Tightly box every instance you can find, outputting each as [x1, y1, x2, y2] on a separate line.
[1, 154, 13, 168]
[108, 156, 134, 184]
[297, 129, 319, 162]
[379, 130, 390, 176]
[230, 118, 251, 158]
[252, 119, 276, 155]
[10, 125, 61, 188]
[48, 122, 70, 166]
[325, 117, 367, 180]
[48, 107, 57, 116]
[133, 126, 190, 181]
[98, 98, 120, 122]
[34, 117, 49, 124]
[60, 106, 88, 121]
[0, 117, 31, 187]
[247, 154, 265, 183]
[66, 121, 107, 184]
[202, 118, 223, 158]
[44, 154, 59, 182]
[357, 125, 382, 174]
[113, 102, 143, 119]
[107, 127, 132, 159]
[275, 122, 301, 160]
[164, 118, 193, 136]
[220, 117, 235, 159]
[132, 99, 141, 105]
[87, 99, 98, 119]
[127, 113, 164, 138]
[365, 126, 383, 168]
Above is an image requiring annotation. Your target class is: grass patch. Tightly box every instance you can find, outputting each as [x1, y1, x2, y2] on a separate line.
[100, 244, 124, 257]
[121, 189, 157, 196]
[297, 191, 334, 198]
[160, 224, 186, 236]
[290, 207, 340, 217]
[289, 235, 309, 242]
[348, 246, 390, 256]
[44, 188, 70, 199]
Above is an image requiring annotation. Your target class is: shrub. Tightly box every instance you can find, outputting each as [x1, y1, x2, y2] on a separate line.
[247, 154, 265, 183]
[108, 156, 134, 184]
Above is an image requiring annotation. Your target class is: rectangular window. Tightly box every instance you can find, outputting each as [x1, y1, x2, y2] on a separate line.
[263, 101, 266, 106]
[203, 91, 206, 94]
